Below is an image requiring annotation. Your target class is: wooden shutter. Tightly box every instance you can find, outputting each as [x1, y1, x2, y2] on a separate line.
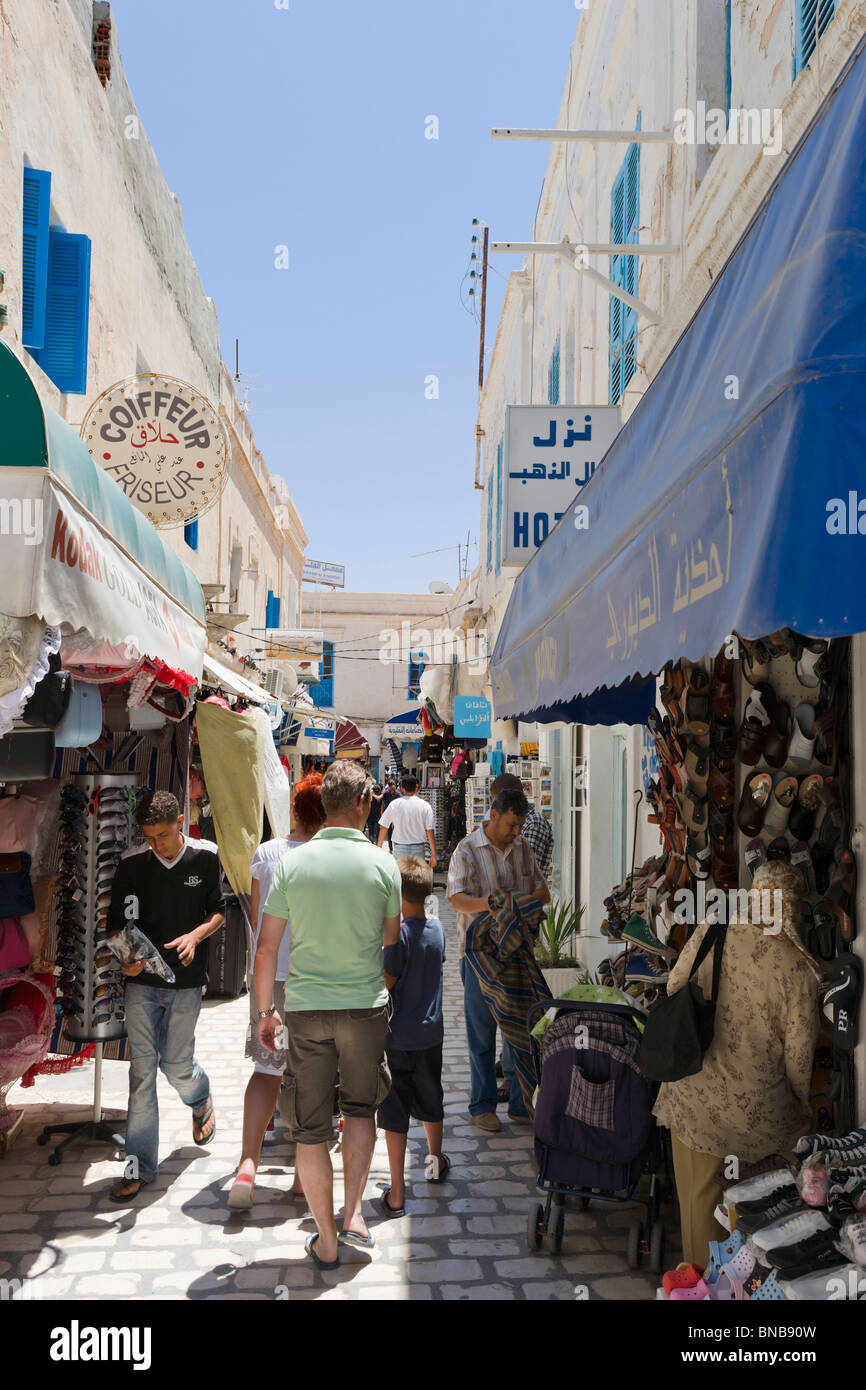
[21, 168, 51, 349]
[486, 469, 494, 569]
[609, 135, 640, 403]
[609, 165, 626, 403]
[31, 229, 91, 394]
[548, 337, 560, 405]
[796, 0, 837, 74]
[184, 516, 199, 550]
[494, 439, 503, 574]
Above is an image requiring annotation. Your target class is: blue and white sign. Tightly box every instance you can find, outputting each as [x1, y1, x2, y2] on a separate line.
[503, 405, 620, 565]
[302, 558, 345, 588]
[454, 695, 492, 739]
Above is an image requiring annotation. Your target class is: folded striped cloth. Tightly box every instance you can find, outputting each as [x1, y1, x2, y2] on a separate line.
[464, 890, 552, 1115]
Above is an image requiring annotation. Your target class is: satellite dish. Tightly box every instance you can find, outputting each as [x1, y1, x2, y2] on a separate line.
[428, 581, 454, 594]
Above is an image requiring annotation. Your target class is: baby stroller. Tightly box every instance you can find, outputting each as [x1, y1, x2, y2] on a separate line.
[525, 992, 670, 1272]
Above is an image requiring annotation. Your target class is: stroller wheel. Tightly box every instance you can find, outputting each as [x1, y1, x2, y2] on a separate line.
[526, 1201, 545, 1252]
[547, 1202, 565, 1254]
[627, 1220, 642, 1270]
[649, 1221, 666, 1274]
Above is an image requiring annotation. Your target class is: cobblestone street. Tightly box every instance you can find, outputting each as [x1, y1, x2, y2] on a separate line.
[1, 902, 675, 1301]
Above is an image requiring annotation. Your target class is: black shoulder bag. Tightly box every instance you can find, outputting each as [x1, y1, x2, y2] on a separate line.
[637, 921, 727, 1083]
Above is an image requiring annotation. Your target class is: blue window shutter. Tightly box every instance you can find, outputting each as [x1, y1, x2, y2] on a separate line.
[494, 439, 503, 574]
[184, 515, 199, 550]
[408, 652, 425, 697]
[609, 165, 626, 403]
[795, 0, 836, 76]
[272, 595, 280, 627]
[22, 168, 51, 349]
[310, 640, 334, 708]
[265, 589, 275, 627]
[724, 0, 733, 112]
[31, 229, 91, 394]
[608, 127, 640, 404]
[486, 469, 494, 570]
[548, 337, 560, 405]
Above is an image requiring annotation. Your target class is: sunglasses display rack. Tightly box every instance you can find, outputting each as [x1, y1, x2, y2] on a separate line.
[38, 773, 138, 1165]
[52, 773, 137, 1045]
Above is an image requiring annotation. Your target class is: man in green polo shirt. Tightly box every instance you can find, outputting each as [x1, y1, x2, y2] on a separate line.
[254, 761, 401, 1269]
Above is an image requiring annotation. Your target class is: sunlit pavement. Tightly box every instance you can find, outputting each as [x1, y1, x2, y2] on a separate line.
[1, 900, 676, 1300]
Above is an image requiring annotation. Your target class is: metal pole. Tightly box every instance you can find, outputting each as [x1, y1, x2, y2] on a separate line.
[478, 226, 489, 396]
[474, 227, 489, 491]
[492, 127, 675, 143]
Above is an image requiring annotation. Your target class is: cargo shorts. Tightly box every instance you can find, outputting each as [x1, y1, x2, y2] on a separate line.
[283, 1005, 391, 1145]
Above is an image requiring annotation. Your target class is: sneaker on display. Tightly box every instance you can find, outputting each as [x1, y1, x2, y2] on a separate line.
[737, 1192, 806, 1236]
[752, 1209, 830, 1253]
[768, 1226, 843, 1273]
[726, 1168, 795, 1208]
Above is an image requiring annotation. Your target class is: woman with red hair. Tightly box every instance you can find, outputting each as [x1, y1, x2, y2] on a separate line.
[228, 774, 326, 1209]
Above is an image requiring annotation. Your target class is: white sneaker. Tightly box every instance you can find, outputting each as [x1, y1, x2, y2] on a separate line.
[753, 1209, 829, 1252]
[725, 1167, 792, 1207]
[842, 1215, 866, 1268]
[780, 1263, 861, 1300]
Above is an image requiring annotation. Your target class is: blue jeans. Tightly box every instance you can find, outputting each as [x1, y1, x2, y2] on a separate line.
[392, 841, 429, 860]
[124, 984, 211, 1182]
[500, 1038, 528, 1118]
[460, 958, 524, 1117]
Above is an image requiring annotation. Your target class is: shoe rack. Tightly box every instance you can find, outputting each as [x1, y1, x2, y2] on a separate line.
[54, 773, 137, 1044]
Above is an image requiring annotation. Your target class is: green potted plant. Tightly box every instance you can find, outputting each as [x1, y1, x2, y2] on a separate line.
[535, 897, 586, 996]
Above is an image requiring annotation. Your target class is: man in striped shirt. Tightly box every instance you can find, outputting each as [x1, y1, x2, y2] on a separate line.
[447, 788, 550, 1132]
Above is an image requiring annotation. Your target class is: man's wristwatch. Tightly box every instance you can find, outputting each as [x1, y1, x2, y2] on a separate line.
[258, 1005, 277, 1020]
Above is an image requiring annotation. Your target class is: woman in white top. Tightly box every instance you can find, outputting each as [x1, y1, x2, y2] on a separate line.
[228, 774, 325, 1210]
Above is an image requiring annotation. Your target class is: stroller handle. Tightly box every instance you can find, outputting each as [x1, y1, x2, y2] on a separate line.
[525, 997, 647, 1035]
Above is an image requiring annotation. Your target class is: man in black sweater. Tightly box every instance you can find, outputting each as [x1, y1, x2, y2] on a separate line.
[108, 791, 224, 1202]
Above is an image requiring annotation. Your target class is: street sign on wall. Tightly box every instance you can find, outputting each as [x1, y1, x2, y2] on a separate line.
[303, 559, 345, 587]
[81, 374, 229, 528]
[503, 405, 620, 565]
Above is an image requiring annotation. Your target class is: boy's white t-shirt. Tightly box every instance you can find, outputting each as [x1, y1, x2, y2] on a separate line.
[250, 837, 304, 980]
[379, 795, 434, 844]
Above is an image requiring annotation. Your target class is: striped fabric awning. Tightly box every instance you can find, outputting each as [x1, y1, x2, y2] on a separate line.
[334, 718, 368, 758]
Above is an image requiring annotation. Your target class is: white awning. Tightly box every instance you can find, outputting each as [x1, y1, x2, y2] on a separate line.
[201, 654, 271, 707]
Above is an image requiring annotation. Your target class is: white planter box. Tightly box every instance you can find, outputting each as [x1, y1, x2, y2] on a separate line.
[541, 967, 581, 997]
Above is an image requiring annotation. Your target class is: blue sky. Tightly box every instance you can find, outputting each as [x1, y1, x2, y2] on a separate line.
[111, 0, 578, 593]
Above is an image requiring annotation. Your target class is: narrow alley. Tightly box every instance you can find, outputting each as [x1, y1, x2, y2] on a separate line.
[2, 900, 670, 1302]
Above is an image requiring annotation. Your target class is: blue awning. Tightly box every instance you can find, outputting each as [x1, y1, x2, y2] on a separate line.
[491, 36, 866, 727]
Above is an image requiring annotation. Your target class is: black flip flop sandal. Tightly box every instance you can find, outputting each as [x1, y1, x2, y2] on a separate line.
[305, 1232, 340, 1270]
[376, 1191, 405, 1219]
[426, 1153, 452, 1184]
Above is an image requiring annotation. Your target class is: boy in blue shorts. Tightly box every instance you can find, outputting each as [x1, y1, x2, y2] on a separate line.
[376, 855, 450, 1216]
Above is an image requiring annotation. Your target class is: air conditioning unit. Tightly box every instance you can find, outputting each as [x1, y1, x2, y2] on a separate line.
[265, 669, 284, 699]
[295, 660, 320, 685]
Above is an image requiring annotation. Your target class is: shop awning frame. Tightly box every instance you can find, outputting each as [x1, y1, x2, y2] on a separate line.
[0, 343, 207, 677]
[201, 654, 271, 707]
[491, 35, 866, 727]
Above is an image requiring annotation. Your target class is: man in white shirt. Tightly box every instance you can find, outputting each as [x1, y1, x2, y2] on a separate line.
[378, 775, 436, 869]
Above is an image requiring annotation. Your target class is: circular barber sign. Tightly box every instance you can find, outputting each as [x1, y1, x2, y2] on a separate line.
[80, 374, 229, 528]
